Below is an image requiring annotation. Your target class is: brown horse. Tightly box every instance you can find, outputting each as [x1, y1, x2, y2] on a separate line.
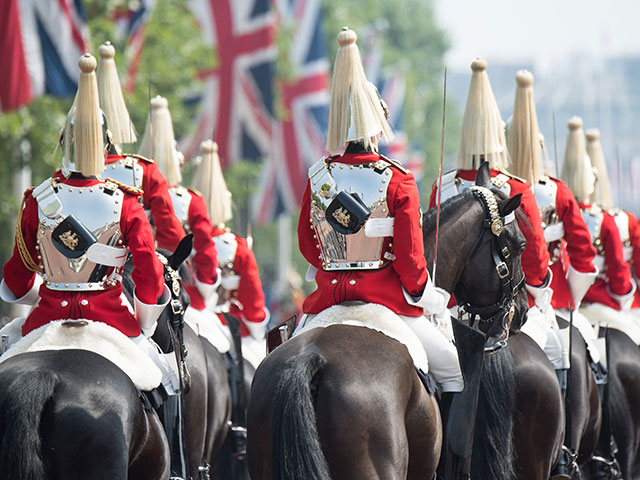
[246, 166, 525, 480]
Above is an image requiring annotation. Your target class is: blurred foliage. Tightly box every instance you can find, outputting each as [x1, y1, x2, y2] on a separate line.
[0, 0, 453, 317]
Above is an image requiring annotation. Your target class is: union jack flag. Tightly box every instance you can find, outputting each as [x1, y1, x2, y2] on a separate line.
[113, 0, 155, 93]
[253, 0, 330, 223]
[181, 0, 276, 166]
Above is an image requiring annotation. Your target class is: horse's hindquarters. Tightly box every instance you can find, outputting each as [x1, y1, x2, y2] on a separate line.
[248, 325, 441, 480]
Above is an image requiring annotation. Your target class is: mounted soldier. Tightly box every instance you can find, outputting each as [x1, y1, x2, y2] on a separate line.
[138, 96, 219, 314]
[192, 140, 270, 371]
[296, 27, 462, 393]
[96, 41, 186, 251]
[507, 69, 602, 478]
[427, 58, 566, 382]
[0, 52, 185, 442]
[561, 117, 639, 343]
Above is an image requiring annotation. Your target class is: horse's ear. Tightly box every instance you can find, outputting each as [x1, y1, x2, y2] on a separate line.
[475, 161, 492, 188]
[499, 193, 522, 217]
[168, 234, 194, 270]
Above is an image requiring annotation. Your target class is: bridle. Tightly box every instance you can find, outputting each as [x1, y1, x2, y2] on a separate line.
[454, 186, 525, 351]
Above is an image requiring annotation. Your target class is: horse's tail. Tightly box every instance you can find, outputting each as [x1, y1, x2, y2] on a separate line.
[472, 345, 516, 480]
[272, 348, 330, 480]
[0, 370, 59, 480]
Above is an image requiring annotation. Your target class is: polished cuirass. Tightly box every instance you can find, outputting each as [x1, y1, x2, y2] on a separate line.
[169, 186, 192, 233]
[104, 156, 144, 189]
[582, 205, 605, 272]
[534, 177, 564, 266]
[35, 179, 124, 291]
[612, 209, 632, 262]
[438, 170, 512, 204]
[308, 157, 394, 271]
[213, 231, 240, 311]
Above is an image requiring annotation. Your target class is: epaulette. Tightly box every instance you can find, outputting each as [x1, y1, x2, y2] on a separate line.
[379, 154, 409, 174]
[104, 177, 144, 196]
[497, 168, 526, 183]
[23, 186, 35, 198]
[188, 187, 203, 197]
[323, 154, 342, 165]
[123, 153, 154, 164]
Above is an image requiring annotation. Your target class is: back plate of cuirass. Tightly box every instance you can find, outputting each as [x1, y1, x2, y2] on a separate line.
[37, 182, 123, 290]
[582, 207, 604, 256]
[213, 231, 238, 271]
[308, 158, 393, 270]
[169, 186, 192, 233]
[534, 177, 559, 227]
[104, 156, 143, 189]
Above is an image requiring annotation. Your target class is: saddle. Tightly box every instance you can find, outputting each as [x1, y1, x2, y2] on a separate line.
[294, 302, 429, 373]
[0, 318, 162, 391]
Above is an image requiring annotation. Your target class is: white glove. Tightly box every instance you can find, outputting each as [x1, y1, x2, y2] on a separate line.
[0, 276, 42, 306]
[526, 270, 554, 314]
[403, 278, 450, 317]
[135, 285, 170, 337]
[610, 281, 637, 312]
[566, 264, 597, 307]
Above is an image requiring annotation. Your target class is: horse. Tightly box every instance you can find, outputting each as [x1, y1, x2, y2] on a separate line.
[121, 239, 233, 479]
[587, 327, 640, 479]
[424, 164, 566, 480]
[0, 236, 199, 480]
[246, 165, 526, 480]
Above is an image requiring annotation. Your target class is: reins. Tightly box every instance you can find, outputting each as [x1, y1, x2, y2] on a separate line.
[454, 186, 525, 351]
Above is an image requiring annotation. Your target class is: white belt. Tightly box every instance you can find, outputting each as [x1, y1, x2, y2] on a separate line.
[544, 222, 565, 243]
[364, 217, 394, 237]
[87, 244, 130, 267]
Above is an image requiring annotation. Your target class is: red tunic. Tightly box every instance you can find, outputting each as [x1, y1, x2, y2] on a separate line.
[177, 188, 218, 311]
[3, 177, 165, 337]
[544, 178, 597, 309]
[105, 154, 186, 251]
[213, 226, 267, 337]
[299, 152, 427, 317]
[582, 205, 632, 310]
[429, 169, 550, 306]
[618, 211, 640, 308]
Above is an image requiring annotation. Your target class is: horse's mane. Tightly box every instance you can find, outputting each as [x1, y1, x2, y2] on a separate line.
[423, 190, 475, 234]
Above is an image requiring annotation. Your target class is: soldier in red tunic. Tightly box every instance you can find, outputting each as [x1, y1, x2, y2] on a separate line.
[428, 59, 566, 377]
[507, 70, 600, 360]
[137, 96, 219, 316]
[191, 140, 269, 369]
[297, 28, 461, 392]
[561, 118, 639, 343]
[96, 41, 186, 251]
[0, 54, 178, 394]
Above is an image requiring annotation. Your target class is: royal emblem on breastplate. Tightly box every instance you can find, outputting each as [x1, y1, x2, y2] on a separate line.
[332, 208, 351, 228]
[59, 231, 79, 250]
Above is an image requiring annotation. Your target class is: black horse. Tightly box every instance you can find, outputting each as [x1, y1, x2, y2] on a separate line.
[0, 236, 200, 480]
[246, 165, 525, 480]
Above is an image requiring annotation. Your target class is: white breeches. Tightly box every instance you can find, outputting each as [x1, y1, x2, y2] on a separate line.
[555, 308, 601, 364]
[218, 323, 267, 371]
[580, 303, 640, 346]
[400, 314, 463, 393]
[520, 306, 570, 369]
[131, 334, 180, 395]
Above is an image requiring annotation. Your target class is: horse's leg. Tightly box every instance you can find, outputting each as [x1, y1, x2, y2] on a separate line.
[406, 381, 441, 480]
[511, 334, 564, 480]
[183, 326, 209, 476]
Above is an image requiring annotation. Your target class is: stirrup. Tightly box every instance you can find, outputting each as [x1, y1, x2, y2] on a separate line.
[229, 424, 248, 459]
[550, 445, 578, 480]
[586, 455, 623, 480]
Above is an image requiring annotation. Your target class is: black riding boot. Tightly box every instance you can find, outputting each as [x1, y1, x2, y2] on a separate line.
[223, 313, 248, 459]
[550, 369, 578, 480]
[161, 394, 187, 480]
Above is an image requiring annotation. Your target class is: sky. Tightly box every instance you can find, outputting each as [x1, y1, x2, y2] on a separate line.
[434, 0, 640, 71]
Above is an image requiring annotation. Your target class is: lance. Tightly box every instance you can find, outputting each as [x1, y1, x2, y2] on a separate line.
[432, 67, 447, 283]
[552, 111, 559, 177]
[148, 78, 153, 159]
[616, 145, 622, 209]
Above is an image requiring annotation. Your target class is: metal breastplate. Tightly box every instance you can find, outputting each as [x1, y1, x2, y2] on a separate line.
[104, 156, 144, 189]
[582, 207, 605, 268]
[36, 180, 123, 291]
[213, 231, 239, 310]
[613, 209, 632, 262]
[308, 158, 393, 271]
[534, 177, 559, 229]
[438, 171, 512, 204]
[169, 186, 192, 233]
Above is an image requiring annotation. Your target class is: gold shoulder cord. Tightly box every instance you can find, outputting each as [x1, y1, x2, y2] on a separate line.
[15, 194, 42, 273]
